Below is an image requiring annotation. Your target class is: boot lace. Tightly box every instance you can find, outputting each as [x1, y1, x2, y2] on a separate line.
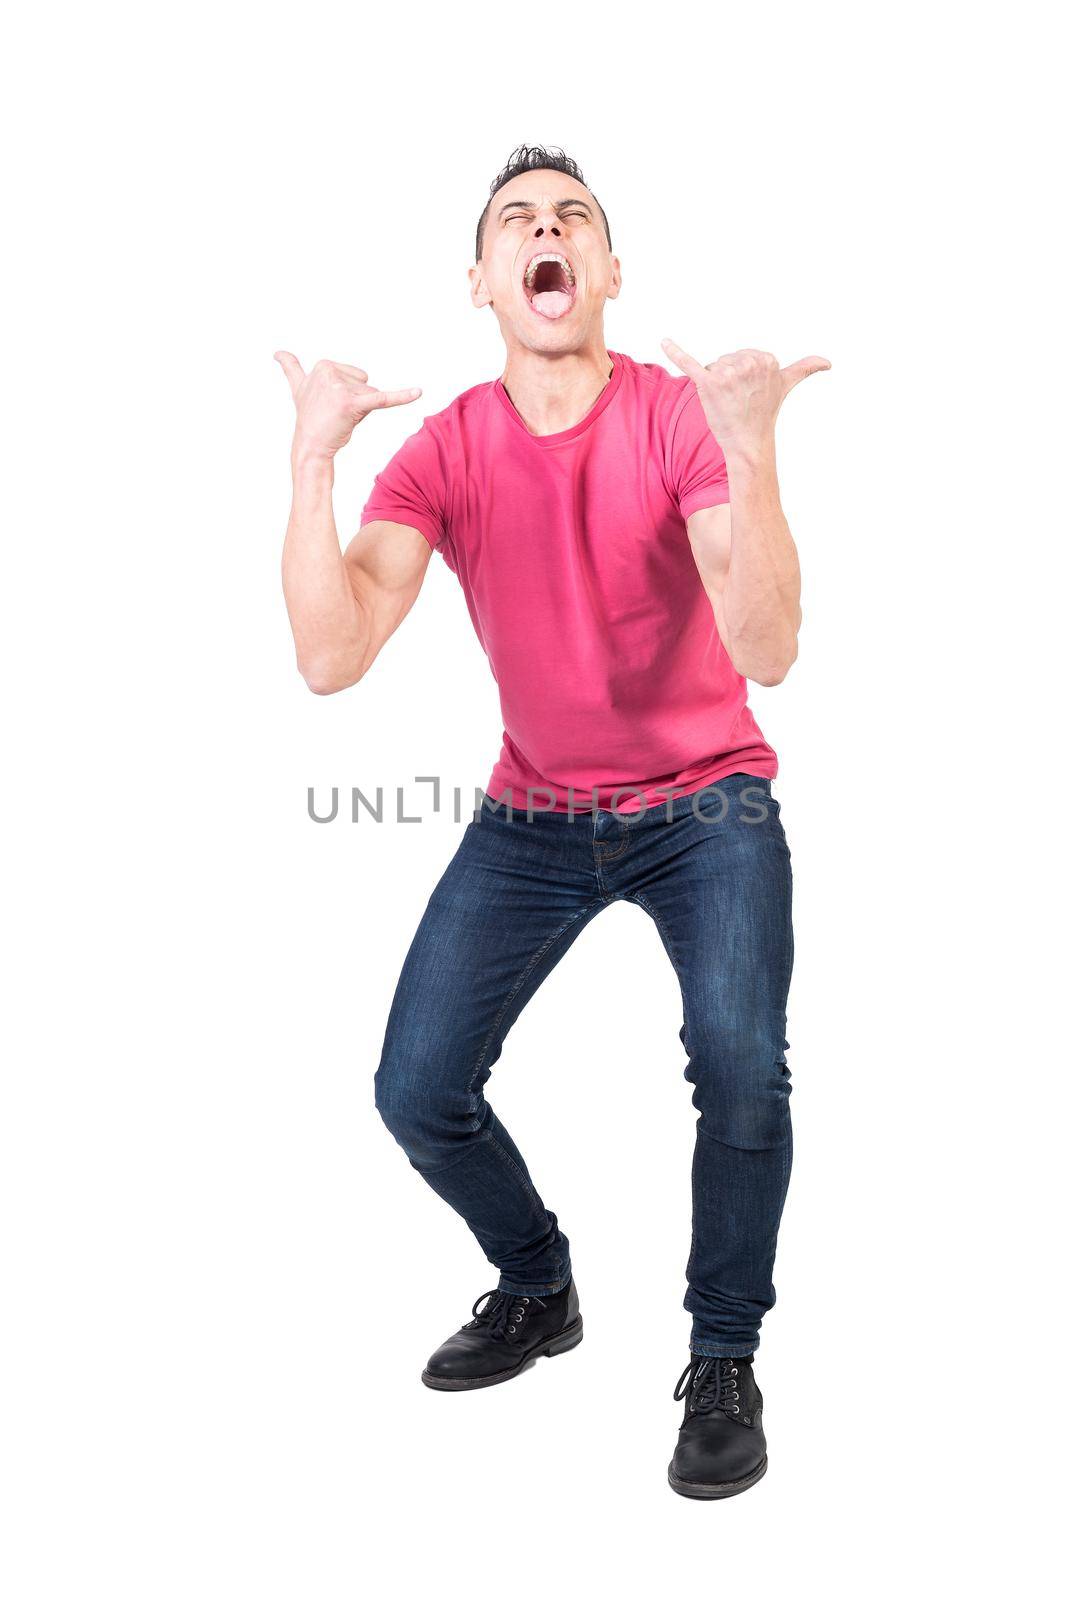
[674, 1356, 742, 1417]
[465, 1290, 547, 1342]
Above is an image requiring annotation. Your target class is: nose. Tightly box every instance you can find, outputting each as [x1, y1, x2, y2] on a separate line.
[534, 220, 562, 239]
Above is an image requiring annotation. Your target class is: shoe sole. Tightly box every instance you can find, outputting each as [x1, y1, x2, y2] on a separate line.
[668, 1456, 768, 1500]
[420, 1316, 584, 1391]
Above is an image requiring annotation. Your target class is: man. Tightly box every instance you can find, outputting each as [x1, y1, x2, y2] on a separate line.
[276, 144, 828, 1500]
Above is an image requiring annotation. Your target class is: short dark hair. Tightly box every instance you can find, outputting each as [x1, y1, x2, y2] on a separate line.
[475, 144, 612, 262]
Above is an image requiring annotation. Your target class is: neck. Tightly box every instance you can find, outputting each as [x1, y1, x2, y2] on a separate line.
[499, 340, 614, 436]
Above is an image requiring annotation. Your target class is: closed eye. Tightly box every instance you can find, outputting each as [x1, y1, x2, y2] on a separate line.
[502, 207, 592, 224]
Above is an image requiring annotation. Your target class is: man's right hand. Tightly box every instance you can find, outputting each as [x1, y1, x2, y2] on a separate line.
[274, 352, 422, 461]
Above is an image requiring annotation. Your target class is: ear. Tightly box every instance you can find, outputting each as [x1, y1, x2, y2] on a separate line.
[469, 263, 492, 309]
[606, 254, 623, 302]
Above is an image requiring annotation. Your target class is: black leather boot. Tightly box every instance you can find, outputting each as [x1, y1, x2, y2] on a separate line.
[421, 1280, 582, 1390]
[668, 1355, 768, 1498]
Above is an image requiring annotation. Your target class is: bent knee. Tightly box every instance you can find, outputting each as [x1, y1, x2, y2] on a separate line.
[374, 1053, 484, 1164]
[375, 1060, 433, 1136]
[374, 1070, 419, 1144]
[687, 1039, 792, 1151]
[698, 1093, 790, 1151]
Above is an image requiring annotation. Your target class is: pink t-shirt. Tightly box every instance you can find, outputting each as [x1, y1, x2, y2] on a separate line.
[360, 348, 777, 813]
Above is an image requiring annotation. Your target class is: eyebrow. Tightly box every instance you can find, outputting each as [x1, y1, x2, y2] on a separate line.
[496, 197, 593, 220]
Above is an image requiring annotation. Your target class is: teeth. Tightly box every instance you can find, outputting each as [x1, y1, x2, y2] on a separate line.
[523, 251, 576, 289]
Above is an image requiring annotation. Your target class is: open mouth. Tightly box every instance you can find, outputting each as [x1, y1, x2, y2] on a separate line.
[522, 251, 577, 320]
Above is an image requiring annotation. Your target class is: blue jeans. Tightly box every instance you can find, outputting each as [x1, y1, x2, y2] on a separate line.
[374, 772, 794, 1357]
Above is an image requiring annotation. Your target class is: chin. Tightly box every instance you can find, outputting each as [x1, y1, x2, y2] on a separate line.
[528, 329, 583, 353]
[518, 312, 590, 354]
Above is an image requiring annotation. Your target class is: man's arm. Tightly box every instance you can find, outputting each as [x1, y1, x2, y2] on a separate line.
[662, 341, 830, 688]
[275, 351, 430, 695]
[684, 469, 800, 688]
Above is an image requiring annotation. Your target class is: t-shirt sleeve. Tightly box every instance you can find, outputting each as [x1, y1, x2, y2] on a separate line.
[359, 419, 449, 551]
[668, 387, 731, 520]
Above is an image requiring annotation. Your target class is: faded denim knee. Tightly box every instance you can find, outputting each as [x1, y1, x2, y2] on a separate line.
[683, 1023, 792, 1152]
[374, 1041, 488, 1173]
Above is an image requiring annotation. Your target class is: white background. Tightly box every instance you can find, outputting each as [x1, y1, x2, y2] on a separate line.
[3, 1, 1064, 1594]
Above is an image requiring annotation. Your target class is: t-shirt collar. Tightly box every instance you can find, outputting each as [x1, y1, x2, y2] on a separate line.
[493, 350, 624, 446]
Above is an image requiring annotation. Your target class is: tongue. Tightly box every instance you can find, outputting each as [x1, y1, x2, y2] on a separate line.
[531, 290, 572, 319]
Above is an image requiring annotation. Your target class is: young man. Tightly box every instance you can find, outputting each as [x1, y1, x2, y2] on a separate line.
[276, 145, 828, 1500]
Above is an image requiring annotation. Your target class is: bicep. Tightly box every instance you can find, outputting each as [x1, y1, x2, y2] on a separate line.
[342, 519, 433, 657]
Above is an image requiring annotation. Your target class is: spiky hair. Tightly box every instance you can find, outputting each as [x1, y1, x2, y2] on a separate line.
[475, 144, 612, 261]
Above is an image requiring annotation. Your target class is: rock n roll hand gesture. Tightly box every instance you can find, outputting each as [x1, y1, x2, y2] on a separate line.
[274, 351, 422, 463]
[656, 338, 831, 686]
[659, 339, 830, 462]
[275, 351, 427, 696]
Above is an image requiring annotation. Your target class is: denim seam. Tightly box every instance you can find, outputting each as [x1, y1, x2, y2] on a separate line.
[594, 833, 629, 862]
[407, 1125, 511, 1180]
[628, 890, 688, 1016]
[498, 1277, 570, 1296]
[409, 1127, 568, 1278]
[468, 904, 599, 1084]
[693, 1120, 790, 1154]
[457, 906, 598, 1286]
[488, 1132, 568, 1282]
[629, 887, 702, 1285]
[483, 1127, 549, 1215]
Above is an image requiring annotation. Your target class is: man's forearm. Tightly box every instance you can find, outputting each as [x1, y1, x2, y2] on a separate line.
[281, 446, 366, 693]
[659, 340, 828, 687]
[720, 443, 801, 687]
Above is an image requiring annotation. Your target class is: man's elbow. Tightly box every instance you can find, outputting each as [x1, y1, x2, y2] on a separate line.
[749, 664, 790, 688]
[303, 673, 351, 696]
[299, 657, 365, 695]
[737, 638, 799, 688]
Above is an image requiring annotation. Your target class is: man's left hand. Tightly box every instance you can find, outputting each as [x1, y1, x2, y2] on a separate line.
[660, 339, 830, 459]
